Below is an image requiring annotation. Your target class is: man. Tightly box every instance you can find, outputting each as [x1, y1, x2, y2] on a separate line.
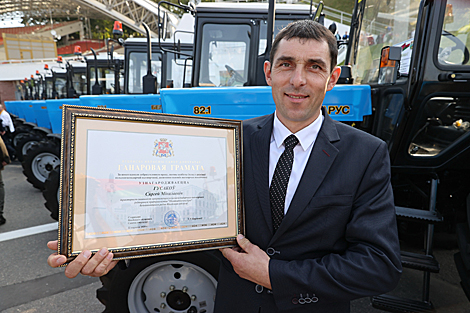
[0, 134, 10, 225]
[0, 104, 15, 160]
[215, 20, 401, 312]
[47, 20, 401, 312]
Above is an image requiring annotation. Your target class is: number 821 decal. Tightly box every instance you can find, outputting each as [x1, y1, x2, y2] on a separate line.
[193, 106, 211, 115]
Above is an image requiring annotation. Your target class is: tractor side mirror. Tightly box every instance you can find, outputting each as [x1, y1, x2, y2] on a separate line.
[378, 46, 401, 85]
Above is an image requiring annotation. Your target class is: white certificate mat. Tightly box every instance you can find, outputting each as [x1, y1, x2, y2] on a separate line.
[84, 129, 228, 238]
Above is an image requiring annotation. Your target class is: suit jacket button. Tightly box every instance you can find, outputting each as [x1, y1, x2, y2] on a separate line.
[266, 247, 279, 256]
[292, 298, 299, 304]
[255, 284, 263, 293]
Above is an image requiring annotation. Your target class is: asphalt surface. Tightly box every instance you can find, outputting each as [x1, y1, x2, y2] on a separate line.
[0, 161, 469, 312]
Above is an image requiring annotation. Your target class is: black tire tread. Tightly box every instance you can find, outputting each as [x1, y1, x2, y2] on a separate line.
[22, 140, 60, 190]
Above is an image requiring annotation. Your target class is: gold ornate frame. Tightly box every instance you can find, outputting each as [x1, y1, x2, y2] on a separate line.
[58, 105, 243, 264]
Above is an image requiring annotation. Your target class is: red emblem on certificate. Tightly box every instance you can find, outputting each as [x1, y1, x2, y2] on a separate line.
[153, 138, 174, 158]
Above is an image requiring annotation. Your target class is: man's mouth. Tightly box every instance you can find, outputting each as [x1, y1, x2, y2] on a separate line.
[286, 93, 308, 99]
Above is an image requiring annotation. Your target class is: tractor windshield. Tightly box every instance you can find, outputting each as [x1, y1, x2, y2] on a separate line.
[352, 0, 421, 84]
[437, 2, 470, 67]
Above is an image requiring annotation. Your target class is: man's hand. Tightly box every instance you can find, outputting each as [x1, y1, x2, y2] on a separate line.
[220, 234, 271, 289]
[46, 240, 118, 278]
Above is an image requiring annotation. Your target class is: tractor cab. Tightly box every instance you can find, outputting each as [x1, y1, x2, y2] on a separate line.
[86, 51, 125, 95]
[193, 3, 318, 87]
[346, 0, 470, 309]
[124, 38, 193, 94]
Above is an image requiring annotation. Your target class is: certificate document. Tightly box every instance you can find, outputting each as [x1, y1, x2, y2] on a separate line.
[59, 106, 242, 262]
[84, 130, 229, 239]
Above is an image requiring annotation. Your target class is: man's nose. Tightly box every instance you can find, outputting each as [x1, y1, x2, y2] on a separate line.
[290, 67, 307, 87]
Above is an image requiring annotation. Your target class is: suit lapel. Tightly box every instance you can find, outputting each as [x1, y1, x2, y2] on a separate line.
[250, 115, 274, 234]
[270, 113, 340, 243]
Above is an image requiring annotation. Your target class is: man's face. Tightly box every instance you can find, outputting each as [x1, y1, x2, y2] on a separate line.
[264, 38, 341, 133]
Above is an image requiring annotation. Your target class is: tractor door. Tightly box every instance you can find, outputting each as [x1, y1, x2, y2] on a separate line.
[390, 0, 470, 171]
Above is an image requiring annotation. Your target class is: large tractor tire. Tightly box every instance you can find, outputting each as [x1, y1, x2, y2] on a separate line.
[455, 193, 470, 301]
[43, 164, 60, 221]
[22, 140, 60, 190]
[11, 126, 34, 148]
[16, 134, 44, 162]
[97, 251, 220, 313]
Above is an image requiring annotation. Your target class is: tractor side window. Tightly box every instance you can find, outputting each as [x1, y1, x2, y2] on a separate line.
[46, 79, 53, 99]
[199, 23, 250, 87]
[55, 77, 66, 98]
[128, 52, 162, 93]
[377, 93, 405, 146]
[90, 67, 124, 94]
[259, 19, 293, 55]
[73, 72, 87, 96]
[437, 2, 470, 66]
[408, 96, 470, 157]
[166, 52, 192, 88]
[352, 0, 421, 84]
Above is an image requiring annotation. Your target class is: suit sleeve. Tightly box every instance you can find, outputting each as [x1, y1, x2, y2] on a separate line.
[268, 141, 402, 310]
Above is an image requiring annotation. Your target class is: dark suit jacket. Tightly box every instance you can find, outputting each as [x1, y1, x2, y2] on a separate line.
[214, 110, 402, 312]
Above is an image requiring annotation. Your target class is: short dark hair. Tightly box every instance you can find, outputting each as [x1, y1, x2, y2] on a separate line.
[269, 20, 338, 73]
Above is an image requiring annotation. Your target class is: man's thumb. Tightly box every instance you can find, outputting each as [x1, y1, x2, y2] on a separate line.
[236, 234, 251, 251]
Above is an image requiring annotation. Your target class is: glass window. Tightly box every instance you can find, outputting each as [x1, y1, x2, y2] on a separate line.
[46, 79, 54, 99]
[72, 71, 87, 96]
[259, 19, 295, 55]
[353, 0, 421, 84]
[89, 67, 124, 94]
[437, 1, 470, 66]
[408, 96, 470, 157]
[166, 52, 192, 88]
[55, 77, 67, 98]
[128, 52, 162, 93]
[377, 93, 405, 145]
[199, 24, 250, 87]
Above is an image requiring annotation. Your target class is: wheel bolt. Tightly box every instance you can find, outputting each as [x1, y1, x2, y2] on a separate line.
[160, 292, 166, 298]
[191, 295, 197, 301]
[169, 285, 175, 291]
[182, 286, 188, 293]
[160, 303, 166, 309]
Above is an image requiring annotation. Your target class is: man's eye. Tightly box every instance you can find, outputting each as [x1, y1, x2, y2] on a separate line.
[311, 64, 320, 70]
[281, 62, 290, 67]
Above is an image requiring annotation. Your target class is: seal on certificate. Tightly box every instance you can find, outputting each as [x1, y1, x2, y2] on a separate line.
[164, 210, 180, 227]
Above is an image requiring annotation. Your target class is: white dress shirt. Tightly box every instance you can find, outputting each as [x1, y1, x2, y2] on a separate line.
[0, 110, 15, 133]
[269, 112, 324, 214]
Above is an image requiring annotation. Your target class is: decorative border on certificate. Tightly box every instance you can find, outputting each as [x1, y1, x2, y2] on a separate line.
[58, 105, 243, 263]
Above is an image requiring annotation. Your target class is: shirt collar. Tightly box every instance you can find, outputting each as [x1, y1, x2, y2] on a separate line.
[272, 112, 324, 151]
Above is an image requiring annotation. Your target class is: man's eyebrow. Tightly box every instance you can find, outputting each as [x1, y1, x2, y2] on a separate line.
[274, 55, 329, 70]
[274, 55, 295, 63]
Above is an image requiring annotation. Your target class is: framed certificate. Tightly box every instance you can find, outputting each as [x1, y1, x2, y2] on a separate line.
[58, 105, 243, 263]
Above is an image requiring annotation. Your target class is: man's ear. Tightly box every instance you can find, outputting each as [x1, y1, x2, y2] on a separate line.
[264, 61, 272, 86]
[326, 66, 342, 91]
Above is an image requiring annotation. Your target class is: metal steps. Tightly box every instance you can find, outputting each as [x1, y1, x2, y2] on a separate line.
[371, 294, 434, 313]
[401, 251, 439, 273]
[372, 178, 441, 313]
[395, 206, 443, 224]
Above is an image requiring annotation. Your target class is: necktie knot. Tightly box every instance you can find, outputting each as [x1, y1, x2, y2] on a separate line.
[284, 135, 299, 151]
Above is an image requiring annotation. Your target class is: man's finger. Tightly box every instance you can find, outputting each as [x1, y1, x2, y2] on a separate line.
[64, 250, 91, 278]
[80, 248, 113, 277]
[47, 240, 58, 251]
[47, 253, 67, 268]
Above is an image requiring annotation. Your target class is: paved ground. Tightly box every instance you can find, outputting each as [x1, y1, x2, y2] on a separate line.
[0, 161, 469, 312]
